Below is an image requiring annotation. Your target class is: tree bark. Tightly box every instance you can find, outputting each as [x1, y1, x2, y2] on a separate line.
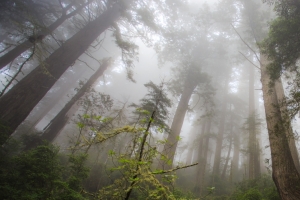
[274, 78, 300, 173]
[232, 128, 240, 182]
[0, 1, 131, 140]
[41, 59, 111, 142]
[15, 68, 85, 136]
[25, 59, 111, 149]
[221, 117, 233, 180]
[162, 77, 198, 169]
[0, 1, 90, 70]
[248, 61, 257, 179]
[212, 78, 229, 178]
[261, 54, 300, 199]
[196, 118, 211, 196]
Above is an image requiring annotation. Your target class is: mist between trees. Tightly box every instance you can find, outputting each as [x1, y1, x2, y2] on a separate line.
[1, 0, 300, 199]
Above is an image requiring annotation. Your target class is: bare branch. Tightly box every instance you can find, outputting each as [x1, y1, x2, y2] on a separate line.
[239, 51, 261, 70]
[152, 163, 198, 174]
[231, 24, 261, 66]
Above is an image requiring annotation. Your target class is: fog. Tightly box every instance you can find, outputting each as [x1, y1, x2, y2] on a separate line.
[0, 0, 299, 199]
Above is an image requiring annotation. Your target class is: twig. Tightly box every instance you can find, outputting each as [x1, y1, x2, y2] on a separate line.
[239, 51, 260, 70]
[0, 45, 36, 97]
[152, 163, 198, 174]
[231, 24, 262, 66]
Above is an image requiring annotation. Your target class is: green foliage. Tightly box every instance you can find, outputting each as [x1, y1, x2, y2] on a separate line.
[172, 188, 197, 199]
[260, 16, 300, 80]
[130, 81, 172, 132]
[242, 188, 262, 200]
[0, 142, 88, 200]
[0, 120, 11, 145]
[228, 175, 280, 200]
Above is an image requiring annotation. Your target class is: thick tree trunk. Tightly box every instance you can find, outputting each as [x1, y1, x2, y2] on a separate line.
[274, 79, 300, 173]
[162, 78, 197, 169]
[0, 1, 130, 139]
[212, 78, 229, 178]
[261, 54, 300, 199]
[0, 1, 90, 70]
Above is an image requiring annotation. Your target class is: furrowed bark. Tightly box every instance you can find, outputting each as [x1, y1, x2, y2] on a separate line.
[261, 54, 300, 199]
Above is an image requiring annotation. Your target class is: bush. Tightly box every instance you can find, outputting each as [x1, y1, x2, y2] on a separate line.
[0, 142, 88, 200]
[242, 188, 262, 200]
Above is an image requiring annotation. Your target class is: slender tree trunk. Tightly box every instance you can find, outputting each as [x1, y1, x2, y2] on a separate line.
[261, 54, 300, 199]
[42, 59, 111, 141]
[196, 118, 211, 196]
[248, 61, 257, 179]
[232, 128, 240, 182]
[0, 1, 91, 69]
[221, 118, 233, 180]
[25, 59, 111, 149]
[162, 78, 197, 169]
[212, 78, 229, 178]
[15, 68, 84, 136]
[254, 139, 261, 178]
[186, 146, 194, 165]
[274, 78, 300, 173]
[186, 126, 199, 165]
[0, 1, 130, 139]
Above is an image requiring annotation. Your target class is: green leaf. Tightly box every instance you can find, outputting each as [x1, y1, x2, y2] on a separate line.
[76, 122, 85, 129]
[108, 150, 115, 156]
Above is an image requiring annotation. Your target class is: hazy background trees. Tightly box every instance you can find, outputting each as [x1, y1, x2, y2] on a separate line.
[1, 0, 300, 199]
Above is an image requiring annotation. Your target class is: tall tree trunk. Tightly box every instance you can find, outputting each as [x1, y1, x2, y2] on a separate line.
[261, 54, 300, 199]
[248, 61, 257, 179]
[0, 1, 91, 70]
[186, 146, 194, 165]
[274, 79, 300, 173]
[254, 138, 261, 178]
[0, 1, 130, 140]
[186, 125, 199, 165]
[15, 68, 85, 136]
[232, 129, 240, 182]
[196, 118, 211, 196]
[221, 117, 233, 180]
[26, 59, 111, 148]
[162, 78, 197, 169]
[212, 78, 229, 178]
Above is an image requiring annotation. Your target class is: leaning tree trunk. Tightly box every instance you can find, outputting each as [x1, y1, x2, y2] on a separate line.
[162, 77, 198, 169]
[0, 1, 91, 70]
[26, 59, 111, 150]
[261, 54, 300, 199]
[274, 78, 300, 173]
[15, 68, 85, 136]
[0, 1, 131, 140]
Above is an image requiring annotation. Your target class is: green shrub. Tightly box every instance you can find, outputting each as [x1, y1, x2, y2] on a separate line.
[242, 188, 262, 200]
[0, 143, 88, 200]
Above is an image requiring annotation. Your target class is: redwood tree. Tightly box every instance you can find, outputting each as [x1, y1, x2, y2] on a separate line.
[0, 0, 132, 140]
